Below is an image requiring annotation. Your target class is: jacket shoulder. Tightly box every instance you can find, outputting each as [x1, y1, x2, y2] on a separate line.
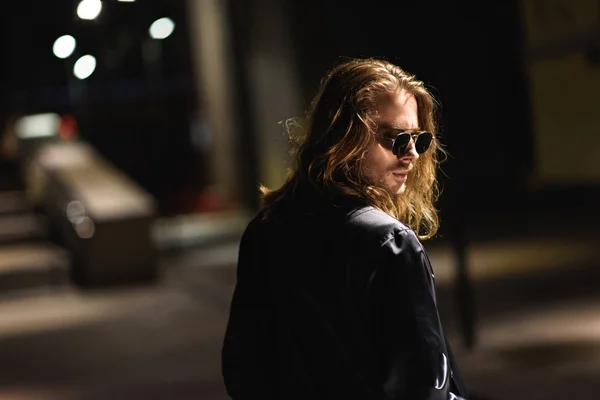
[344, 206, 413, 245]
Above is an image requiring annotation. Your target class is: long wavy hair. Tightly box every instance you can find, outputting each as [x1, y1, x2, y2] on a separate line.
[260, 58, 445, 240]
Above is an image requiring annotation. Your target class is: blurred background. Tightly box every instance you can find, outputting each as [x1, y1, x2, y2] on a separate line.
[0, 0, 599, 399]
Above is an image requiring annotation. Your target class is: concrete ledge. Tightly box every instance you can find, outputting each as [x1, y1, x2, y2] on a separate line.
[152, 210, 253, 250]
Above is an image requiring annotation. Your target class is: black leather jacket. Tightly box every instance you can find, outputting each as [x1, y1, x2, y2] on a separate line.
[222, 196, 468, 400]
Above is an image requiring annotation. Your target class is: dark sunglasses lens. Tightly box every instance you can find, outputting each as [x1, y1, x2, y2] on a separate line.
[415, 132, 433, 154]
[392, 133, 411, 156]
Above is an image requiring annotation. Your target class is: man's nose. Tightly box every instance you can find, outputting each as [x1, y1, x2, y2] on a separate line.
[398, 140, 419, 161]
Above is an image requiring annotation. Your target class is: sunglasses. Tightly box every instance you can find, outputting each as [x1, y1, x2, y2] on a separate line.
[378, 131, 434, 157]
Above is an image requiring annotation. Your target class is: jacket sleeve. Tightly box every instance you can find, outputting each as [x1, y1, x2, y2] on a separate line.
[221, 221, 274, 399]
[374, 228, 466, 400]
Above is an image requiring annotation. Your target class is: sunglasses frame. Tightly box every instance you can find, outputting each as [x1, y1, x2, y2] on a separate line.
[376, 131, 433, 157]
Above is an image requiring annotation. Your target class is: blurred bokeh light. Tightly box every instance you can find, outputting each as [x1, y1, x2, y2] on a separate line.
[76, 0, 102, 20]
[149, 17, 176, 40]
[73, 54, 97, 80]
[52, 35, 76, 59]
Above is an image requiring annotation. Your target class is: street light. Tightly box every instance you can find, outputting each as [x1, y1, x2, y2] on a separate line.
[77, 0, 102, 20]
[53, 35, 77, 59]
[149, 17, 175, 40]
[73, 55, 97, 80]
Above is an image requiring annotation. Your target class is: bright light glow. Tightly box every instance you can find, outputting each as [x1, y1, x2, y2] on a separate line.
[53, 35, 77, 59]
[66, 201, 86, 224]
[73, 55, 97, 80]
[14, 113, 60, 139]
[77, 0, 102, 20]
[75, 216, 95, 239]
[149, 17, 175, 40]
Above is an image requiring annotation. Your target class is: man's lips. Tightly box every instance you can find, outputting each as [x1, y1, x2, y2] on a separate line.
[392, 169, 410, 176]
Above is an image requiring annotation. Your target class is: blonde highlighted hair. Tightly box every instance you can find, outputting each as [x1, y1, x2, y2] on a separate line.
[260, 58, 445, 240]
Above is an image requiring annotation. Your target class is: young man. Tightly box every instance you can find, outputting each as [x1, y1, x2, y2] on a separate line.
[222, 58, 468, 400]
